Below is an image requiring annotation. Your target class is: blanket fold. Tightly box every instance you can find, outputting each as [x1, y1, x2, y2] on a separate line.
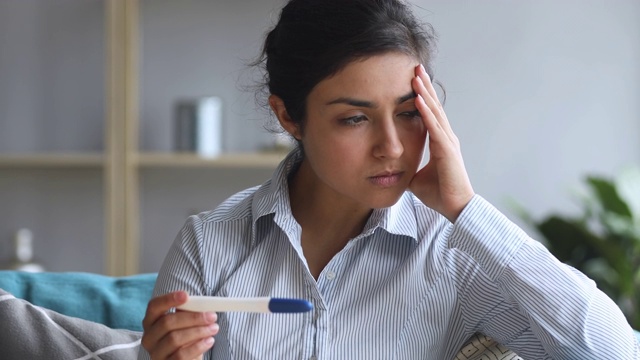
[0, 289, 141, 360]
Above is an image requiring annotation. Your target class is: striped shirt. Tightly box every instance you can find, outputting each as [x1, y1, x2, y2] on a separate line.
[140, 150, 639, 359]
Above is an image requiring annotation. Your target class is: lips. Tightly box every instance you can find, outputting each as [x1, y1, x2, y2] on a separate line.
[368, 171, 404, 187]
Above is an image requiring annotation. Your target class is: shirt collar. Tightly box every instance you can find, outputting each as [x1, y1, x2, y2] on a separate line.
[361, 192, 419, 243]
[251, 148, 302, 238]
[251, 148, 419, 244]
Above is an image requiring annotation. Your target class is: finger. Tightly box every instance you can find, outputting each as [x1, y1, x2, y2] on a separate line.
[414, 93, 446, 146]
[415, 64, 441, 109]
[413, 74, 457, 145]
[412, 73, 446, 127]
[412, 75, 446, 138]
[143, 291, 189, 330]
[153, 323, 218, 360]
[142, 310, 217, 352]
[415, 65, 456, 138]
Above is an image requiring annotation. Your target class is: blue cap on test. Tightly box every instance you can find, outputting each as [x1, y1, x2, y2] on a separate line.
[268, 298, 314, 313]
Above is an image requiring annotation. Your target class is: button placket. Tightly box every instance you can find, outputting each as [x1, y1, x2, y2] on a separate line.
[325, 270, 336, 280]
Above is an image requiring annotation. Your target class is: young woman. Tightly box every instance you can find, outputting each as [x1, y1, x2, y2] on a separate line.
[139, 0, 639, 359]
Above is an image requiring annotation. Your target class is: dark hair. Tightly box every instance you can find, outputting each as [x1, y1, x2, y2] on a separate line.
[253, 0, 439, 135]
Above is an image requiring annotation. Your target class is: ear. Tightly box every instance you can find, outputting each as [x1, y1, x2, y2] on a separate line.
[269, 95, 302, 140]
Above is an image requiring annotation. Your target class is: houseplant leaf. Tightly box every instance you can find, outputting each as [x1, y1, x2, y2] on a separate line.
[615, 167, 640, 222]
[586, 177, 632, 218]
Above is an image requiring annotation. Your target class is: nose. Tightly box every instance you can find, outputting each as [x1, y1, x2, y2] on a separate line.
[372, 119, 403, 159]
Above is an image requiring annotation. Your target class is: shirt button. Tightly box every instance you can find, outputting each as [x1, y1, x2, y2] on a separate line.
[326, 271, 336, 280]
[309, 357, 317, 360]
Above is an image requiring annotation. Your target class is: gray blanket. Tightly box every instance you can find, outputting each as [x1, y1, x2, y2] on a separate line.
[0, 289, 141, 359]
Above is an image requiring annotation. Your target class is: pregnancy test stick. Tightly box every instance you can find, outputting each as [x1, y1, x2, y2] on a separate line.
[177, 296, 314, 313]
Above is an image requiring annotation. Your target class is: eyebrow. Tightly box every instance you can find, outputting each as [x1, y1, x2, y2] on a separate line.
[325, 91, 416, 107]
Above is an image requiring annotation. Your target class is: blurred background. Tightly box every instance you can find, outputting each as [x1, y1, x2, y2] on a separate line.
[0, 0, 638, 275]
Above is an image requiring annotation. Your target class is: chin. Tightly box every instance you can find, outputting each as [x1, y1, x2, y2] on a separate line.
[367, 191, 406, 209]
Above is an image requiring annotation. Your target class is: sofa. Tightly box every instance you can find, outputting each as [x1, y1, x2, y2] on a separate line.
[0, 270, 155, 359]
[1, 270, 639, 359]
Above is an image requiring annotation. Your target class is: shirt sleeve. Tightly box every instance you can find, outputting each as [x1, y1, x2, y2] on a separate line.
[137, 215, 209, 360]
[448, 195, 640, 359]
[151, 215, 209, 298]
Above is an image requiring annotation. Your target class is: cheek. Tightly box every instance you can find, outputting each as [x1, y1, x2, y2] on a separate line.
[400, 121, 427, 149]
[303, 132, 358, 171]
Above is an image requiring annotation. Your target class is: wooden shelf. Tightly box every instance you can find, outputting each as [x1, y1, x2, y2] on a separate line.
[0, 153, 104, 168]
[135, 152, 287, 168]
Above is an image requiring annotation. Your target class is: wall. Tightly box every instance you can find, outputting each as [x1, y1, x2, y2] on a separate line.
[1, 0, 638, 273]
[420, 0, 640, 221]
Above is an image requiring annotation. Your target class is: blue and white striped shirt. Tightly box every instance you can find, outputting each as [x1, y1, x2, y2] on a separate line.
[140, 150, 639, 359]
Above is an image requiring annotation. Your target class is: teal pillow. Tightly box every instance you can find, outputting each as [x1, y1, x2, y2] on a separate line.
[0, 271, 156, 331]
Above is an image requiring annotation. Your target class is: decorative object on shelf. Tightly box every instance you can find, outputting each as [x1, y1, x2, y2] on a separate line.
[174, 96, 223, 158]
[2, 228, 45, 272]
[515, 166, 640, 328]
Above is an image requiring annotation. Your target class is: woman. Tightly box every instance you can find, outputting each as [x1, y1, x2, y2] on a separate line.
[139, 0, 639, 359]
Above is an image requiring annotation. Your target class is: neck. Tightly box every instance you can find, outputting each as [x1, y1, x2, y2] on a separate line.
[288, 159, 372, 239]
[288, 160, 372, 279]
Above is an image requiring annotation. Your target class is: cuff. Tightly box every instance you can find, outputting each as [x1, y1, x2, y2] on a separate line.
[448, 195, 530, 281]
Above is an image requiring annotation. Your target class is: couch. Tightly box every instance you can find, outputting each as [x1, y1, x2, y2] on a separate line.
[0, 271, 155, 359]
[1, 270, 639, 359]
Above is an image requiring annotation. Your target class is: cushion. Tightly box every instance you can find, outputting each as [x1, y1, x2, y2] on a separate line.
[0, 271, 156, 331]
[454, 333, 522, 360]
[0, 288, 141, 359]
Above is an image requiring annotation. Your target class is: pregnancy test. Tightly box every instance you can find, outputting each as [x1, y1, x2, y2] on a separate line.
[177, 296, 314, 313]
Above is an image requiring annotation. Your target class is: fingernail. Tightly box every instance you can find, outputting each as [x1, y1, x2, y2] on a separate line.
[205, 312, 217, 322]
[204, 337, 214, 345]
[174, 291, 186, 302]
[209, 323, 220, 333]
[420, 64, 426, 72]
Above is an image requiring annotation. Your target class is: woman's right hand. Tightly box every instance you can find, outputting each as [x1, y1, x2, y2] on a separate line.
[141, 291, 219, 360]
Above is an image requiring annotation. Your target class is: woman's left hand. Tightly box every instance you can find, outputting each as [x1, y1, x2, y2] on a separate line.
[408, 64, 475, 223]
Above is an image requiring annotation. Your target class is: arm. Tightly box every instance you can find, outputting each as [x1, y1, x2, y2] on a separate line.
[409, 64, 639, 358]
[450, 195, 640, 358]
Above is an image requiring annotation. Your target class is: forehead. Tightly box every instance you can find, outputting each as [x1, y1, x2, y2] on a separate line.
[309, 52, 419, 103]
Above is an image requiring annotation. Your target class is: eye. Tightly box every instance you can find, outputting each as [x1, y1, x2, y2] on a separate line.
[341, 115, 368, 126]
[399, 110, 422, 120]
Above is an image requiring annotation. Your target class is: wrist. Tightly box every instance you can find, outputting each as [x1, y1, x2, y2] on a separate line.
[444, 192, 475, 223]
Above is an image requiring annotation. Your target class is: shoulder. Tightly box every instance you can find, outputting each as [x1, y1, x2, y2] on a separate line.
[169, 183, 275, 293]
[197, 184, 265, 224]
[175, 183, 267, 252]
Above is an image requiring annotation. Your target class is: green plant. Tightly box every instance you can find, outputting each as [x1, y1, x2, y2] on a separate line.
[517, 167, 640, 329]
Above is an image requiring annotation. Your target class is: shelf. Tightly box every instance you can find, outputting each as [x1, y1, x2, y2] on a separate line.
[135, 151, 288, 168]
[0, 152, 288, 169]
[0, 153, 104, 168]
